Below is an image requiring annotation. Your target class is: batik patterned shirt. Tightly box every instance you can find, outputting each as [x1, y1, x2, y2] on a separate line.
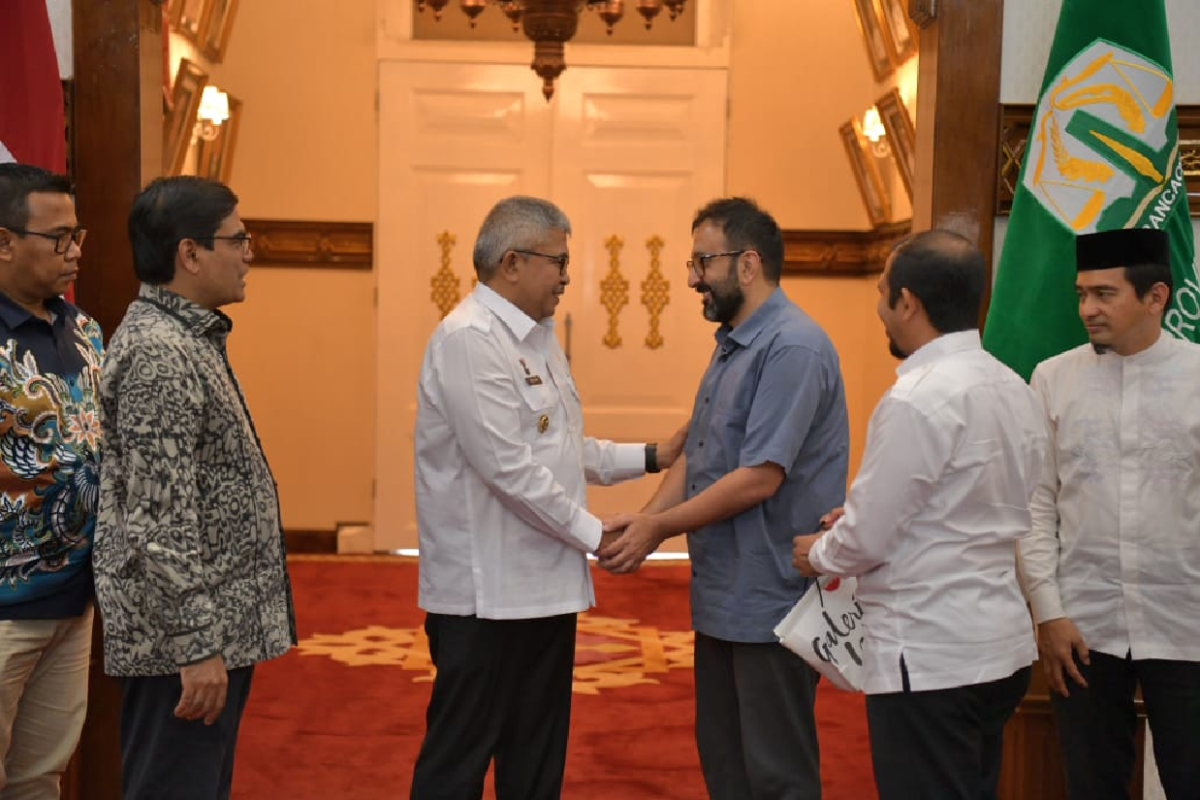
[0, 293, 102, 619]
[94, 283, 295, 676]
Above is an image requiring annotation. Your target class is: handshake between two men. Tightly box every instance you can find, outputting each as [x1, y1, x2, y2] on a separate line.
[591, 423, 849, 577]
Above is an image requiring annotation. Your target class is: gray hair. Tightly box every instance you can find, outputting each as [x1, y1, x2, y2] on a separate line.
[472, 195, 571, 280]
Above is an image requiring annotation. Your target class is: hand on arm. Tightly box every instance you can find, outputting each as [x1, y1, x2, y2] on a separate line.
[176, 654, 228, 725]
[654, 423, 689, 471]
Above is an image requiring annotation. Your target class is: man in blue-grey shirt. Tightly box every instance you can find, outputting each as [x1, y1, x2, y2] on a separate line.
[602, 197, 849, 799]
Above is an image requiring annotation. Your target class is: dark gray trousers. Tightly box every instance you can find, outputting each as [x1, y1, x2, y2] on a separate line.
[866, 664, 1030, 800]
[693, 632, 822, 800]
[409, 613, 577, 800]
[1051, 650, 1200, 800]
[119, 665, 255, 800]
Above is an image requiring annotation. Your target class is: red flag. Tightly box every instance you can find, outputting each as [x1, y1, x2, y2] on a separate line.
[0, 2, 73, 301]
[0, 1, 66, 171]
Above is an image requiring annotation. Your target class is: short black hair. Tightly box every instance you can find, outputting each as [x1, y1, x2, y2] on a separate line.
[886, 229, 985, 334]
[1123, 262, 1173, 300]
[128, 176, 239, 284]
[0, 163, 74, 231]
[691, 197, 785, 283]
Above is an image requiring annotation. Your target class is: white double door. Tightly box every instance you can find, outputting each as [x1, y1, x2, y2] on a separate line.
[375, 61, 728, 551]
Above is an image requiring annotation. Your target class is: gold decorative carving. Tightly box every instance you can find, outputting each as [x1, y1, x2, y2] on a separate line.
[431, 230, 461, 319]
[243, 219, 372, 268]
[641, 236, 669, 350]
[599, 235, 630, 349]
[782, 220, 912, 276]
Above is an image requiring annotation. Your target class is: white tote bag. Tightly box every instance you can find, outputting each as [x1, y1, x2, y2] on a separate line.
[774, 575, 866, 692]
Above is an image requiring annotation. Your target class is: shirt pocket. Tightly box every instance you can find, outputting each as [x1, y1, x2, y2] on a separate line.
[518, 383, 558, 440]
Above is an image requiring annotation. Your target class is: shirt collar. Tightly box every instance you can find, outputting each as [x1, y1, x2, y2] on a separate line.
[474, 283, 540, 343]
[717, 287, 788, 350]
[0, 291, 69, 329]
[1106, 330, 1175, 366]
[138, 283, 232, 338]
[896, 329, 981, 376]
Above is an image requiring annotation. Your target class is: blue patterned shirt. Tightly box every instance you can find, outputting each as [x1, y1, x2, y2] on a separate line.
[0, 292, 103, 619]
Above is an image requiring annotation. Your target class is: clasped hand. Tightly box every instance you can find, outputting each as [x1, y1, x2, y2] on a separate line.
[596, 512, 662, 574]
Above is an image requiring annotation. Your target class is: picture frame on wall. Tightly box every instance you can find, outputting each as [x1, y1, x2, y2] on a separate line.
[201, 0, 240, 63]
[164, 58, 208, 176]
[852, 0, 894, 81]
[840, 120, 892, 228]
[196, 95, 243, 183]
[170, 0, 212, 45]
[876, 88, 917, 201]
[877, 0, 918, 65]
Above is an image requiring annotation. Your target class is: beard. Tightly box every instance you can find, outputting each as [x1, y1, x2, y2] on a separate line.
[698, 272, 745, 324]
[887, 334, 907, 359]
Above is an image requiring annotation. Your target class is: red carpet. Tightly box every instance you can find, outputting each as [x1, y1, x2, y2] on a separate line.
[233, 558, 877, 799]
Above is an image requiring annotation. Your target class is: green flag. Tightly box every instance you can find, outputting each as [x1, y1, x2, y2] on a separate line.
[982, 0, 1198, 380]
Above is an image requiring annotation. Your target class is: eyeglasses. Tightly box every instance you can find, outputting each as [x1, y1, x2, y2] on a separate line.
[191, 233, 253, 252]
[7, 227, 87, 254]
[511, 248, 569, 275]
[686, 250, 745, 276]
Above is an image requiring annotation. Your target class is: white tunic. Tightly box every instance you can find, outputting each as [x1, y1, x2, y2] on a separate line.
[414, 285, 645, 620]
[1020, 334, 1200, 661]
[810, 331, 1046, 694]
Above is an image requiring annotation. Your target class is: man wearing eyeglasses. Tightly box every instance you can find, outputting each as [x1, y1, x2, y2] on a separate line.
[410, 195, 686, 800]
[600, 197, 849, 799]
[0, 163, 101, 799]
[93, 176, 295, 800]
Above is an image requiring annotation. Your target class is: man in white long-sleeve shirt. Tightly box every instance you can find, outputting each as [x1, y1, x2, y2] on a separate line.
[793, 230, 1047, 800]
[1018, 227, 1200, 800]
[408, 196, 683, 800]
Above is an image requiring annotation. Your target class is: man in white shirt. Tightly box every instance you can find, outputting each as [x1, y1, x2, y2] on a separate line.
[408, 195, 683, 800]
[793, 230, 1047, 800]
[1018, 227, 1200, 800]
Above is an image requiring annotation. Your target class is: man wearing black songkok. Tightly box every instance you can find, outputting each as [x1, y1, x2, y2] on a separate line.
[1018, 227, 1200, 799]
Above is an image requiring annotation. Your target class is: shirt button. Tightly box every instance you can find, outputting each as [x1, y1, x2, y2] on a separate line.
[698, 441, 704, 448]
[703, 397, 709, 404]
[690, 484, 696, 491]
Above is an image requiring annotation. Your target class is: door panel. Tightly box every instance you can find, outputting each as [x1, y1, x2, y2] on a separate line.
[375, 62, 727, 552]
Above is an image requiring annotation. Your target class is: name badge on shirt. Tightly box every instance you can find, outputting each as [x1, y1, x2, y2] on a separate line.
[525, 375, 543, 386]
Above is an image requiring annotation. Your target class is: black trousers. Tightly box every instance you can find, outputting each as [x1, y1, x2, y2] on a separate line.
[409, 612, 577, 800]
[119, 665, 255, 800]
[866, 665, 1030, 800]
[1050, 650, 1200, 800]
[693, 633, 822, 800]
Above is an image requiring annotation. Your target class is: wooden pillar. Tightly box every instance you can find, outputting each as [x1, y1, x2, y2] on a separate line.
[63, 2, 163, 798]
[70, 0, 162, 335]
[910, 0, 1004, 286]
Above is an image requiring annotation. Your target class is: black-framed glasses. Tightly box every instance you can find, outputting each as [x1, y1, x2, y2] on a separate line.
[686, 250, 744, 275]
[510, 248, 569, 274]
[191, 233, 253, 252]
[7, 227, 87, 255]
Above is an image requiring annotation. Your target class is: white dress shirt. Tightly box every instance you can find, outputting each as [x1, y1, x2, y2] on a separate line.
[809, 331, 1046, 694]
[415, 284, 645, 620]
[1020, 334, 1200, 662]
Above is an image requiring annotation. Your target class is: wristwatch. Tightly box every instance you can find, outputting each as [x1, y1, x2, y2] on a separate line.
[645, 443, 660, 474]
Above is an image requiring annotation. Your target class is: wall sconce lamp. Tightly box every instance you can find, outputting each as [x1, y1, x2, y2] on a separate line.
[862, 106, 890, 158]
[194, 85, 230, 143]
